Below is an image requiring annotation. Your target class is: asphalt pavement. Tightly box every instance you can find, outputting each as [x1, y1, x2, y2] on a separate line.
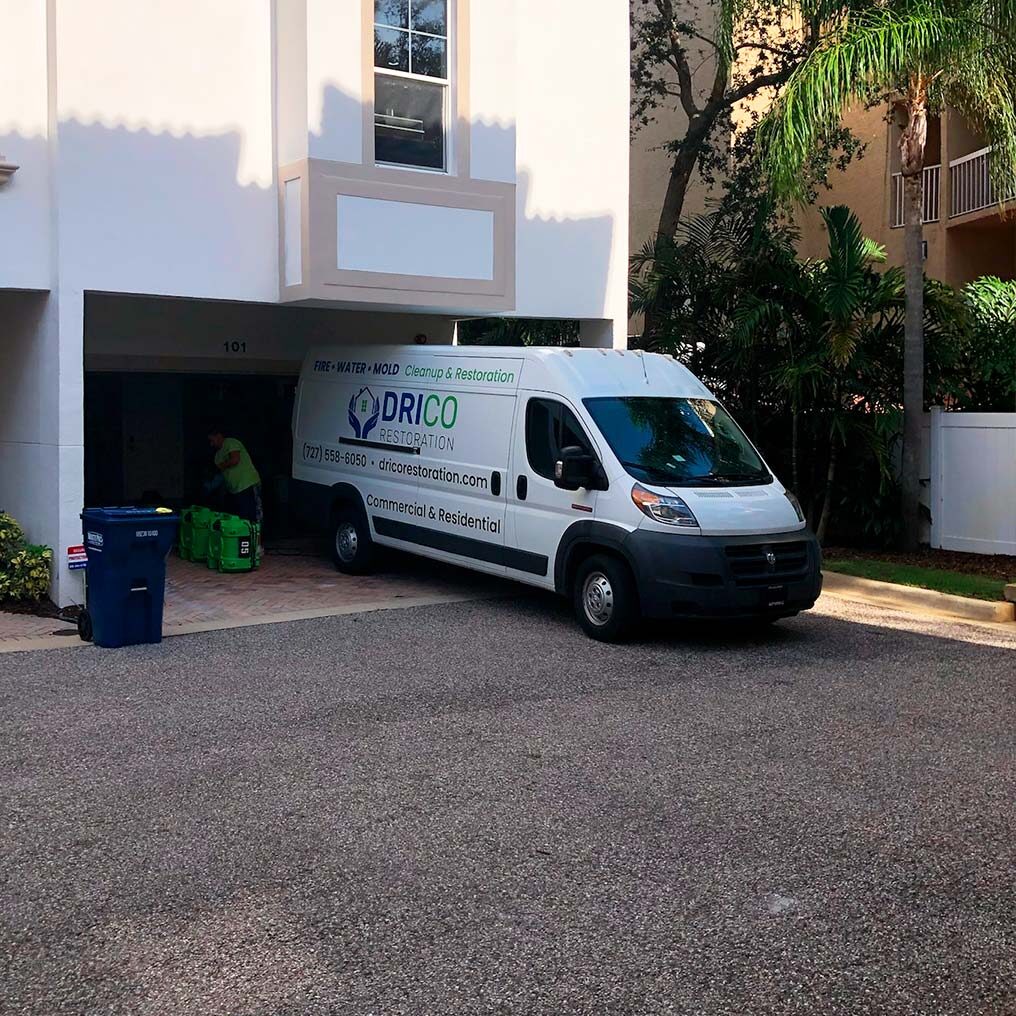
[2, 593, 1014, 1015]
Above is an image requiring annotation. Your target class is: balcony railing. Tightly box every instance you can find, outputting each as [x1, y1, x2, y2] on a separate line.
[890, 164, 941, 228]
[949, 145, 1016, 218]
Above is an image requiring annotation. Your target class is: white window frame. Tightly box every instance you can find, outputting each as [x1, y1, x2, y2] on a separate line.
[373, 1, 453, 174]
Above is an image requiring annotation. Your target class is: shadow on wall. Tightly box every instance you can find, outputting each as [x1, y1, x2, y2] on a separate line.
[0, 82, 616, 314]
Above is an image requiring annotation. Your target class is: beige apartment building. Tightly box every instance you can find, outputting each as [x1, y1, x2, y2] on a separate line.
[630, 96, 1016, 289]
[796, 104, 1016, 287]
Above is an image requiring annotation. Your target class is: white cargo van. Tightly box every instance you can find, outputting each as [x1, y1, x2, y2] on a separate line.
[292, 345, 821, 641]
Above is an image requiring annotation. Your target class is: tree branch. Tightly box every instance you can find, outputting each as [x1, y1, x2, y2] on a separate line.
[670, 34, 702, 117]
[654, 0, 702, 117]
[726, 64, 800, 107]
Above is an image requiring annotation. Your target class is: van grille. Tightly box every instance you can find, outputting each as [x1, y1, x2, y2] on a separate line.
[725, 541, 809, 586]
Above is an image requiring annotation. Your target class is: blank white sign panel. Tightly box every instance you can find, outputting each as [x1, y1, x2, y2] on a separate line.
[336, 195, 495, 281]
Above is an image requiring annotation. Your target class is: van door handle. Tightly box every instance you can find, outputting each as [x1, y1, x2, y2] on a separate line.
[491, 471, 501, 497]
[516, 475, 528, 501]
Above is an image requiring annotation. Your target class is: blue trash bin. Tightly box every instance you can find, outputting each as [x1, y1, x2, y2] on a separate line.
[80, 507, 179, 648]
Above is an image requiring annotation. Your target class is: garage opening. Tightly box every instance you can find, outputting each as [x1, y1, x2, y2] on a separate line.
[81, 292, 486, 632]
[84, 371, 299, 537]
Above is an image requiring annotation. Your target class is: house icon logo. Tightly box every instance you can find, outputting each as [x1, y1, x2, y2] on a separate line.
[348, 386, 380, 440]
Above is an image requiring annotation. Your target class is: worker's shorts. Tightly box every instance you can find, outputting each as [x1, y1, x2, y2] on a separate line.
[228, 484, 263, 527]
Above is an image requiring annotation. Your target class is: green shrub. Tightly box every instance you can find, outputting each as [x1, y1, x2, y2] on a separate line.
[0, 511, 25, 566]
[0, 544, 53, 603]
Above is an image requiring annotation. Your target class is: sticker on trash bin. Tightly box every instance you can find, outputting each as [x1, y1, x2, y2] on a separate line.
[135, 529, 159, 538]
[86, 531, 103, 548]
[67, 545, 88, 570]
[239, 538, 251, 558]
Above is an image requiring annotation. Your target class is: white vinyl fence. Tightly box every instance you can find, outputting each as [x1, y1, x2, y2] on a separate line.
[927, 408, 1016, 555]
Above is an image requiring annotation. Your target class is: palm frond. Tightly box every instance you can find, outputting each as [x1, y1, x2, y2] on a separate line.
[757, 2, 979, 199]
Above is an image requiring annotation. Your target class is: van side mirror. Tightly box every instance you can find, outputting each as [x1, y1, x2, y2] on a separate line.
[555, 445, 605, 491]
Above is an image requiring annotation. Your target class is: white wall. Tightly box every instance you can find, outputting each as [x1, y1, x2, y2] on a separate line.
[277, 0, 364, 166]
[469, 0, 517, 185]
[513, 0, 630, 343]
[0, 290, 86, 609]
[0, 0, 50, 290]
[53, 0, 278, 303]
[306, 0, 363, 163]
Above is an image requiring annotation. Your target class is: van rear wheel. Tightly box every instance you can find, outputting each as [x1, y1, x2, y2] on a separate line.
[573, 554, 637, 643]
[331, 508, 375, 575]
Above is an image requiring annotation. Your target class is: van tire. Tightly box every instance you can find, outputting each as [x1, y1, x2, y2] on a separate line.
[331, 507, 375, 575]
[573, 554, 637, 642]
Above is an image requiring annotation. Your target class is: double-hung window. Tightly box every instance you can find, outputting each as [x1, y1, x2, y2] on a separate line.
[374, 1, 449, 171]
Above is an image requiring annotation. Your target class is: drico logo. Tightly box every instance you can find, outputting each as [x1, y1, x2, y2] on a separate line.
[348, 387, 381, 440]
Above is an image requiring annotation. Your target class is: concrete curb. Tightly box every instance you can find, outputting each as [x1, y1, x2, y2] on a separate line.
[0, 632, 86, 655]
[0, 591, 494, 654]
[822, 571, 1016, 624]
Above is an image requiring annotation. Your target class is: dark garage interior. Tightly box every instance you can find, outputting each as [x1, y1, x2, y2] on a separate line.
[84, 371, 301, 539]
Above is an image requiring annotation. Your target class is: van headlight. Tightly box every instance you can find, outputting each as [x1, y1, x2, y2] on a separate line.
[631, 483, 699, 528]
[784, 490, 805, 522]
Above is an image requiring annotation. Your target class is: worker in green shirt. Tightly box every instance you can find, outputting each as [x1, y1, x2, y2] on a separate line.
[207, 424, 263, 526]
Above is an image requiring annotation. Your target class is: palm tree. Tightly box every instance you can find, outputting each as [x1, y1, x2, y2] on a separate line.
[804, 206, 905, 540]
[755, 0, 1016, 549]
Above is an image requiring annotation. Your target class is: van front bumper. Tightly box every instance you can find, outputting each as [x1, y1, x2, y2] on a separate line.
[624, 528, 822, 621]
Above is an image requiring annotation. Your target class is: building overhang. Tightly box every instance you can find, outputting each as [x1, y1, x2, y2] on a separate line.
[278, 159, 516, 315]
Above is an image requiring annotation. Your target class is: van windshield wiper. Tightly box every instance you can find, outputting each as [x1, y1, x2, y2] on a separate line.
[617, 460, 683, 484]
[685, 471, 771, 486]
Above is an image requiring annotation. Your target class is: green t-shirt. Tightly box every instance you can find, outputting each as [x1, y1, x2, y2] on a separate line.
[215, 437, 261, 494]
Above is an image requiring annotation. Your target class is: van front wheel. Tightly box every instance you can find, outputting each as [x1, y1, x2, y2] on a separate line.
[331, 508, 375, 575]
[573, 554, 637, 643]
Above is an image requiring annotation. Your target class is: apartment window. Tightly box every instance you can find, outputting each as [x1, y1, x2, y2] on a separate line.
[374, 0, 449, 171]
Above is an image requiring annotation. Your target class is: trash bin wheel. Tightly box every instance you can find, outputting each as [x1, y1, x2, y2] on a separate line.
[77, 609, 94, 643]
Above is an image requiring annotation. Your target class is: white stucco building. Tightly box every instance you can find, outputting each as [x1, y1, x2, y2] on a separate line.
[0, 0, 629, 605]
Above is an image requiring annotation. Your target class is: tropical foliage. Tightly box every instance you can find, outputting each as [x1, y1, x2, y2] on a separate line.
[0, 511, 52, 603]
[754, 0, 1016, 547]
[0, 511, 25, 565]
[457, 318, 579, 347]
[630, 203, 1010, 546]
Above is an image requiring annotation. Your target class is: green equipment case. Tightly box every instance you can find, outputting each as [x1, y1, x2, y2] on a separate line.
[177, 505, 204, 561]
[209, 514, 261, 573]
[189, 507, 221, 564]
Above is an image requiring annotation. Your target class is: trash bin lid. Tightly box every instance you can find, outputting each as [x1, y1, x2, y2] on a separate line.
[82, 506, 179, 522]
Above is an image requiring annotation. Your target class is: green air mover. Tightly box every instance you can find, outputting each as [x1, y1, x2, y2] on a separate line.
[209, 514, 261, 573]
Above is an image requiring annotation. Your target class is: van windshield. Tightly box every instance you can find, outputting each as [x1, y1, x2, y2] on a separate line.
[583, 397, 771, 487]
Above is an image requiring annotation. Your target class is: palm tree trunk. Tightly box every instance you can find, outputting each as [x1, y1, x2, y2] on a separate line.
[791, 405, 800, 495]
[641, 115, 715, 343]
[900, 90, 928, 551]
[815, 416, 838, 544]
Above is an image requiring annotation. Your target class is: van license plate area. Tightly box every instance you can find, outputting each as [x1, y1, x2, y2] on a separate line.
[760, 584, 787, 609]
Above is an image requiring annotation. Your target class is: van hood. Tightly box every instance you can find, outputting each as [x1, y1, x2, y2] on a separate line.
[661, 483, 803, 536]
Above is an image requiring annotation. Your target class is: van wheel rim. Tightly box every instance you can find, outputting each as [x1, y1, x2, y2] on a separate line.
[336, 522, 359, 563]
[582, 572, 614, 626]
